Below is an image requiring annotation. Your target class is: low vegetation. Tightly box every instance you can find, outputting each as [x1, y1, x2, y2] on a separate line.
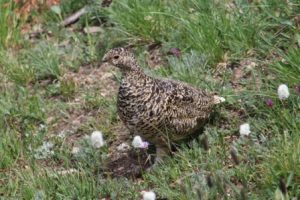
[0, 0, 299, 199]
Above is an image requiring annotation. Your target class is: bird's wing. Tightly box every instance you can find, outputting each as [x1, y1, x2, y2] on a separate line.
[152, 79, 214, 138]
[158, 79, 214, 119]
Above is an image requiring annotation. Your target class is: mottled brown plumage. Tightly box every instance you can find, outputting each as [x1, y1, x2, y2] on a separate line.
[102, 47, 224, 165]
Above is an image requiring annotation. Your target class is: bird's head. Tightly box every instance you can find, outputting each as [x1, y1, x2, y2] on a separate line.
[102, 47, 138, 71]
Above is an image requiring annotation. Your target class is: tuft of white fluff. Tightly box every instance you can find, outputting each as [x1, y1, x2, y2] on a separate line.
[116, 142, 130, 151]
[142, 191, 156, 200]
[132, 136, 149, 149]
[213, 95, 226, 104]
[132, 135, 143, 148]
[277, 84, 290, 100]
[90, 131, 105, 148]
[239, 123, 251, 136]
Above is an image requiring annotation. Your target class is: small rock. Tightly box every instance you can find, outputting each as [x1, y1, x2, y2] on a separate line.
[83, 26, 104, 34]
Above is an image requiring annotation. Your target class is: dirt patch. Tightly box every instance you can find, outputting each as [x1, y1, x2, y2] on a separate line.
[44, 62, 157, 178]
[47, 62, 119, 140]
[63, 62, 119, 98]
[214, 57, 262, 92]
[104, 148, 153, 178]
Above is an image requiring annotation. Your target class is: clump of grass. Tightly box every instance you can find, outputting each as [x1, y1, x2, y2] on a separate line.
[163, 51, 225, 90]
[59, 76, 77, 99]
[0, 41, 62, 85]
[84, 94, 118, 123]
[107, 0, 273, 63]
[0, 50, 35, 85]
[0, 129, 21, 169]
[0, 0, 21, 48]
[273, 48, 300, 86]
[24, 41, 62, 80]
[258, 132, 300, 198]
[108, 0, 174, 42]
[0, 87, 46, 137]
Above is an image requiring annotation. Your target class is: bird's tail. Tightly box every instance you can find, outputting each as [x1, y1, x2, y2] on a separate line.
[213, 95, 226, 104]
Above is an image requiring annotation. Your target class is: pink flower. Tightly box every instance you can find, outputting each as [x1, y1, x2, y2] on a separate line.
[168, 48, 181, 58]
[140, 141, 149, 149]
[265, 98, 274, 108]
[295, 85, 300, 93]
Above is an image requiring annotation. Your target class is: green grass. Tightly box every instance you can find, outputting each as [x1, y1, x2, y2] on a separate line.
[0, 0, 21, 49]
[1, 0, 300, 199]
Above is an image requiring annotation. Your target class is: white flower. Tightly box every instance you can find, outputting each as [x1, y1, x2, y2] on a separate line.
[132, 136, 143, 148]
[71, 146, 80, 154]
[57, 168, 78, 175]
[142, 191, 156, 200]
[90, 131, 105, 148]
[57, 131, 66, 138]
[144, 15, 153, 21]
[277, 84, 290, 100]
[239, 123, 251, 136]
[132, 136, 149, 149]
[39, 124, 46, 130]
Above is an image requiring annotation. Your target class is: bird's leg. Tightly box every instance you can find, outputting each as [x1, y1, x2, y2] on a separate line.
[155, 145, 169, 164]
[147, 144, 169, 171]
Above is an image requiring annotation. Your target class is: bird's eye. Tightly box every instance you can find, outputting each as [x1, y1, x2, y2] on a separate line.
[113, 55, 119, 59]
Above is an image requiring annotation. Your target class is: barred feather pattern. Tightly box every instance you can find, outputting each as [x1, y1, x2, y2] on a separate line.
[102, 47, 224, 161]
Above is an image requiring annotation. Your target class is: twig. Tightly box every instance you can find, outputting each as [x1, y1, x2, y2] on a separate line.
[61, 6, 89, 27]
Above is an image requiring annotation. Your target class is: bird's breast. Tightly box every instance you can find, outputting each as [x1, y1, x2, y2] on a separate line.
[118, 82, 146, 118]
[117, 80, 165, 130]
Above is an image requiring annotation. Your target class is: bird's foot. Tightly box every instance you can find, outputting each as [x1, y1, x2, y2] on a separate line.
[146, 156, 164, 172]
[146, 146, 168, 172]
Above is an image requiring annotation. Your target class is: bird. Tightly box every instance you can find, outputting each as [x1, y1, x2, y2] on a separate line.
[102, 47, 225, 167]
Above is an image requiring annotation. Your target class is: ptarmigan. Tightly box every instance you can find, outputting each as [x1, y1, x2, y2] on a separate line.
[102, 47, 225, 166]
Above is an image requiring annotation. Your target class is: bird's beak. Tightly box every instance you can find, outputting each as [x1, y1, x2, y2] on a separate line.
[102, 52, 110, 62]
[100, 56, 108, 67]
[102, 58, 108, 63]
[102, 59, 108, 64]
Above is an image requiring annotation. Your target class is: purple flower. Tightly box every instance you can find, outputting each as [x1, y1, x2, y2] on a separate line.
[295, 85, 300, 93]
[265, 98, 274, 108]
[140, 141, 149, 149]
[168, 48, 181, 58]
